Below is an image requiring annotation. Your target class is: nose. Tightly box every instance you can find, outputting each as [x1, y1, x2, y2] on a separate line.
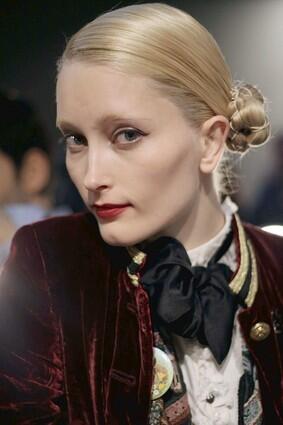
[83, 148, 111, 192]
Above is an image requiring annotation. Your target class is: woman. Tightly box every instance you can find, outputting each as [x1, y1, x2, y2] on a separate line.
[0, 3, 282, 424]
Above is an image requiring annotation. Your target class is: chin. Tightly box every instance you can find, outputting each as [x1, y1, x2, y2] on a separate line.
[98, 226, 148, 247]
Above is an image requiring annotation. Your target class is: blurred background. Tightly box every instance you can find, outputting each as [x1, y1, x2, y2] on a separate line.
[0, 0, 282, 260]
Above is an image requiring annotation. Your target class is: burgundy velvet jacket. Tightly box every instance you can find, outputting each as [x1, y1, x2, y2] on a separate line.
[0, 212, 282, 424]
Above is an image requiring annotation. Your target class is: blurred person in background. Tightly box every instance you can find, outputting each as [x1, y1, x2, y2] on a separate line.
[0, 91, 70, 265]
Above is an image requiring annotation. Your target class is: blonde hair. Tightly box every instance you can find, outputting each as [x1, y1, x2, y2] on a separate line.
[58, 3, 270, 154]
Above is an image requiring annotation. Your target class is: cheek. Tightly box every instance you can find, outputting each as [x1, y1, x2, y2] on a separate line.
[133, 144, 200, 202]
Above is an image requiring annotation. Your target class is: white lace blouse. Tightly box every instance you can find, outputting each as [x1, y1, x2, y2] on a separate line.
[173, 198, 244, 425]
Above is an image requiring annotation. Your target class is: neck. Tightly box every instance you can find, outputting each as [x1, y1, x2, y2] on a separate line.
[161, 183, 225, 251]
[184, 198, 225, 251]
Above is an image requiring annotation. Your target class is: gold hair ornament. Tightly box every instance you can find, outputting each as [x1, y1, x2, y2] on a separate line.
[229, 84, 270, 144]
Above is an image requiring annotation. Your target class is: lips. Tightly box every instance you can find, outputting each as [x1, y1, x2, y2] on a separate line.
[93, 203, 131, 219]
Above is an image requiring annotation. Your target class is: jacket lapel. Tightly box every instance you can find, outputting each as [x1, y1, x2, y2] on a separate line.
[239, 225, 283, 423]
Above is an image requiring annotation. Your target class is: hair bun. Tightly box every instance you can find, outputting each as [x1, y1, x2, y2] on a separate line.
[226, 83, 270, 153]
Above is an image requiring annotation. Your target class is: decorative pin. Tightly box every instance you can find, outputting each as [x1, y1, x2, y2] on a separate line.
[151, 347, 174, 400]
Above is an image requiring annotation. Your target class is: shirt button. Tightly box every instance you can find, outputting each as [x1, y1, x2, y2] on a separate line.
[206, 392, 215, 403]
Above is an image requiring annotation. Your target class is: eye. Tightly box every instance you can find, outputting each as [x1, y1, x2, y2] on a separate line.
[114, 129, 144, 145]
[59, 133, 87, 151]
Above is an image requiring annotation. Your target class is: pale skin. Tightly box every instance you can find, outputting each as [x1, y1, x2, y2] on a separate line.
[56, 62, 230, 249]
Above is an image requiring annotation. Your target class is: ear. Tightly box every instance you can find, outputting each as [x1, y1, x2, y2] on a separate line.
[19, 148, 51, 195]
[199, 116, 230, 174]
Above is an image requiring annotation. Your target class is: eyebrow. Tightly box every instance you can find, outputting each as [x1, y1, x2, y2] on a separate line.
[56, 114, 152, 132]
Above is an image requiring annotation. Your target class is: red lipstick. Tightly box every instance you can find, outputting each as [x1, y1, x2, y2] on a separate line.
[93, 204, 130, 219]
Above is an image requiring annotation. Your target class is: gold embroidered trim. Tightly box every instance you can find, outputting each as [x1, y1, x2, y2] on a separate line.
[127, 246, 146, 266]
[127, 271, 140, 287]
[126, 246, 146, 286]
[228, 214, 258, 307]
[229, 214, 249, 294]
[245, 240, 258, 307]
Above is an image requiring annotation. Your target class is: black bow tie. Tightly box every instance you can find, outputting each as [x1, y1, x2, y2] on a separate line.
[139, 231, 237, 364]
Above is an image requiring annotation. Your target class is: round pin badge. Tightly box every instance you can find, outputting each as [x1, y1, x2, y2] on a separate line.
[151, 347, 174, 400]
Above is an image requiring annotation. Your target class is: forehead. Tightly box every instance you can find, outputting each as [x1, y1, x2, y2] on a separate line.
[57, 62, 158, 108]
[56, 61, 187, 130]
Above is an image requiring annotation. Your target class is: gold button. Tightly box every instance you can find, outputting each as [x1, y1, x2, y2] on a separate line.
[250, 322, 271, 341]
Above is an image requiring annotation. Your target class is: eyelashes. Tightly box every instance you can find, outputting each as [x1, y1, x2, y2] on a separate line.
[59, 134, 86, 147]
[58, 128, 146, 150]
[114, 129, 144, 144]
